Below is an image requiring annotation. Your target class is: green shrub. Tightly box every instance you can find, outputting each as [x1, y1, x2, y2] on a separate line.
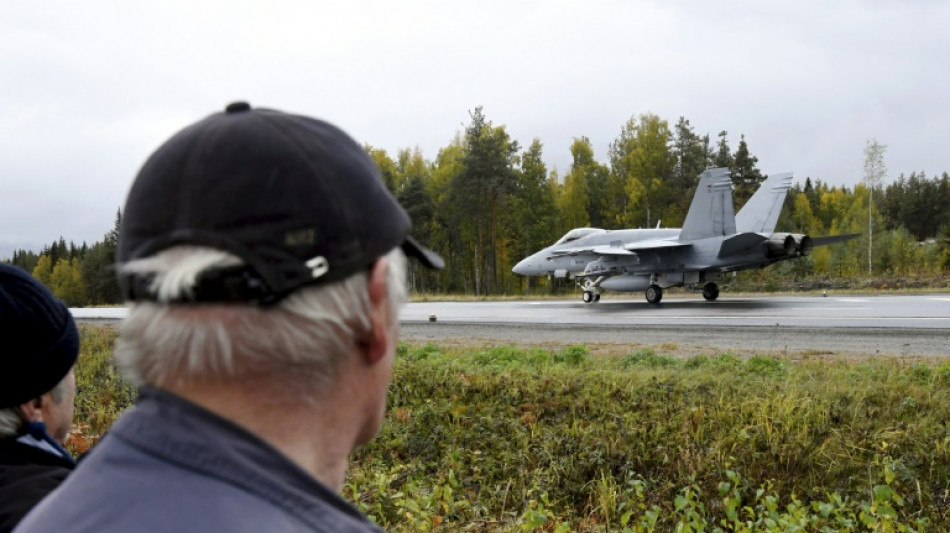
[684, 354, 709, 368]
[742, 355, 787, 378]
[906, 362, 934, 384]
[552, 344, 588, 366]
[621, 348, 678, 368]
[710, 351, 741, 369]
[408, 343, 443, 361]
[472, 345, 529, 366]
[936, 362, 950, 383]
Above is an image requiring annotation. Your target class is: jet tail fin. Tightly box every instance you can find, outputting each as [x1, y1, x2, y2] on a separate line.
[680, 168, 736, 240]
[735, 172, 794, 234]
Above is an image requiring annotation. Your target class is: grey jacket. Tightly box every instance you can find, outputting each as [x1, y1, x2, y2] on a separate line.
[15, 388, 385, 533]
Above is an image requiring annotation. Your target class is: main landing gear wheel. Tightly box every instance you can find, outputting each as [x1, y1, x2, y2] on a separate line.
[583, 290, 595, 304]
[645, 284, 663, 304]
[702, 282, 720, 301]
[594, 293, 601, 302]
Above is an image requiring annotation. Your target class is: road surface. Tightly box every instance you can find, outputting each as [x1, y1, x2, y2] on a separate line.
[72, 294, 950, 357]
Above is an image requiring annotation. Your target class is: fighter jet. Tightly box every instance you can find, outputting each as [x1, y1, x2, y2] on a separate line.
[512, 168, 858, 304]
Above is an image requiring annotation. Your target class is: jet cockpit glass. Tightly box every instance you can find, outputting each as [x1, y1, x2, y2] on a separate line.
[553, 227, 606, 246]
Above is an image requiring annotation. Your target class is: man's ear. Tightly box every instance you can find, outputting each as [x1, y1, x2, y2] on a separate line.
[18, 396, 45, 423]
[364, 257, 391, 365]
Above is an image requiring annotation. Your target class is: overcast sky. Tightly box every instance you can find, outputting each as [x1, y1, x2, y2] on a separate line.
[2, 0, 948, 259]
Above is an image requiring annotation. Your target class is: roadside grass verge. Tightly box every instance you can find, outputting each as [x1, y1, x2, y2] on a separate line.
[353, 343, 947, 531]
[72, 326, 947, 531]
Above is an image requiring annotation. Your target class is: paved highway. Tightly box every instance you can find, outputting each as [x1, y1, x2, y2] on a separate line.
[401, 294, 950, 329]
[399, 294, 950, 357]
[72, 294, 950, 357]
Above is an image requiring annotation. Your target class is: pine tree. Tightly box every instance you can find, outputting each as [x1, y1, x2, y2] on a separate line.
[397, 173, 436, 293]
[449, 107, 520, 295]
[731, 134, 765, 208]
[670, 117, 709, 225]
[512, 138, 558, 291]
[713, 131, 733, 169]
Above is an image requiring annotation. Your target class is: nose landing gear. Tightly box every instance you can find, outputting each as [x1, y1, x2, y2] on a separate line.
[579, 278, 604, 304]
[582, 290, 601, 304]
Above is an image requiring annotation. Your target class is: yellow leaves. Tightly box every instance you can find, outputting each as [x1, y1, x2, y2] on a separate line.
[31, 254, 53, 285]
[50, 257, 85, 306]
[791, 193, 822, 234]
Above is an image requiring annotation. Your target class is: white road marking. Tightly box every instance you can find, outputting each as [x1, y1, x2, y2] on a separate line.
[623, 316, 949, 321]
[790, 307, 863, 311]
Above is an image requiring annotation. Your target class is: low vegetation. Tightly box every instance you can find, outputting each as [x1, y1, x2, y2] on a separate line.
[68, 325, 135, 454]
[72, 325, 948, 531]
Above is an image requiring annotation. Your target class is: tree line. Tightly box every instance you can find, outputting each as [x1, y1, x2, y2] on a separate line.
[377, 108, 949, 294]
[4, 108, 949, 305]
[6, 211, 123, 306]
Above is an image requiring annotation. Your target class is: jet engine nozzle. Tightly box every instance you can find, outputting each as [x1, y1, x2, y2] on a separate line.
[766, 234, 797, 257]
[767, 233, 814, 257]
[797, 235, 814, 256]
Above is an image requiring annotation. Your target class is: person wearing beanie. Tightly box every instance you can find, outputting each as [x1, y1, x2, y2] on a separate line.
[16, 103, 443, 533]
[0, 264, 78, 533]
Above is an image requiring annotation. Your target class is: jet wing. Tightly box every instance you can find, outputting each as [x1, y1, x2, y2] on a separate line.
[546, 238, 690, 258]
[549, 245, 637, 257]
[624, 239, 692, 251]
[592, 246, 638, 255]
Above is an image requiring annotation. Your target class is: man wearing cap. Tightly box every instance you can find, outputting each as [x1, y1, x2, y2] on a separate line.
[15, 103, 443, 533]
[0, 264, 78, 533]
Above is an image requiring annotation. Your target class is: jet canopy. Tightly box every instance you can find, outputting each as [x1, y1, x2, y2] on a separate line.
[553, 227, 606, 246]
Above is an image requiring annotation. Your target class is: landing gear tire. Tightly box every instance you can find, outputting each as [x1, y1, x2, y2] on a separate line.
[702, 282, 720, 301]
[645, 284, 663, 304]
[583, 290, 594, 304]
[594, 293, 601, 302]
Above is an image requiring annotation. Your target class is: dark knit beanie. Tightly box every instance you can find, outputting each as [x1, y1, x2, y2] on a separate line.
[0, 263, 80, 407]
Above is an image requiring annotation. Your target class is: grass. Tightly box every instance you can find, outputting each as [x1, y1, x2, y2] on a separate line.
[72, 326, 948, 531]
[350, 344, 947, 531]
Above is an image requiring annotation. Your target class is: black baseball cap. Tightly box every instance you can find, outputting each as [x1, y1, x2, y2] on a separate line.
[118, 102, 443, 305]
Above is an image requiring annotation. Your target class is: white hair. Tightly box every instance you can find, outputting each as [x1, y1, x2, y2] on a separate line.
[115, 246, 407, 395]
[0, 374, 72, 437]
[0, 409, 20, 437]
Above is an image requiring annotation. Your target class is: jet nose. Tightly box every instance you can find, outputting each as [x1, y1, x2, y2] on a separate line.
[512, 258, 531, 276]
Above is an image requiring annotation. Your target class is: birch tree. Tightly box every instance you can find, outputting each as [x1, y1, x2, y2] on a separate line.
[863, 139, 887, 275]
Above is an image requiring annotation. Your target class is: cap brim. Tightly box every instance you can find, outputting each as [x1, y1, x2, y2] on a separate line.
[402, 235, 444, 270]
